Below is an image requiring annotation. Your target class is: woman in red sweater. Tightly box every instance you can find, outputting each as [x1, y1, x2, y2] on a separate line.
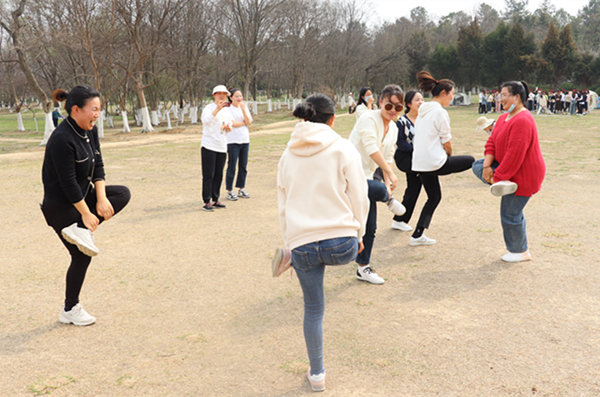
[472, 81, 546, 263]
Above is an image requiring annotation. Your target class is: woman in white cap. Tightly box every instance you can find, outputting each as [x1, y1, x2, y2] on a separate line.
[200, 85, 232, 211]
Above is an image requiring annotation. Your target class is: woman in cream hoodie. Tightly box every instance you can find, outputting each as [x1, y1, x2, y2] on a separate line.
[275, 94, 369, 392]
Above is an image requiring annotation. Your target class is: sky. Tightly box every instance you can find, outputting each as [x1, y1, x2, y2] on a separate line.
[369, 0, 590, 24]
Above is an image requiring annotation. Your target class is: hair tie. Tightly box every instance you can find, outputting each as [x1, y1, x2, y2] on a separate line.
[435, 80, 439, 84]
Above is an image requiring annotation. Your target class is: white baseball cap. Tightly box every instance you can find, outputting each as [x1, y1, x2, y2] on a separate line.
[212, 85, 230, 95]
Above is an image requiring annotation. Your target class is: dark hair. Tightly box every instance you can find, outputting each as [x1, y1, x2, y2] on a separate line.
[380, 84, 404, 103]
[228, 88, 240, 103]
[293, 94, 335, 124]
[416, 71, 455, 97]
[403, 90, 420, 114]
[52, 86, 100, 115]
[356, 87, 373, 107]
[501, 80, 530, 105]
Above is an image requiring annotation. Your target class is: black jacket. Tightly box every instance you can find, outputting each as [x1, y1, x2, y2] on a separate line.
[41, 117, 105, 209]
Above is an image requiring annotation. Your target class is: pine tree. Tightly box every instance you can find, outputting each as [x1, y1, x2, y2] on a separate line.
[541, 23, 561, 84]
[457, 19, 483, 89]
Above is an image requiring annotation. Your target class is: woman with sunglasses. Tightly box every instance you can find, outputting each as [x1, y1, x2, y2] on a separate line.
[410, 71, 475, 246]
[349, 84, 406, 284]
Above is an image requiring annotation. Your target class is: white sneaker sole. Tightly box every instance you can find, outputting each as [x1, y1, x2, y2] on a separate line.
[490, 182, 518, 197]
[61, 229, 99, 257]
[59, 313, 96, 326]
[391, 221, 413, 232]
[409, 239, 436, 246]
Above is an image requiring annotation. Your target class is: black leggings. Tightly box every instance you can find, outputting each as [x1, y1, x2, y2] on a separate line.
[42, 185, 131, 310]
[201, 147, 227, 204]
[414, 155, 474, 234]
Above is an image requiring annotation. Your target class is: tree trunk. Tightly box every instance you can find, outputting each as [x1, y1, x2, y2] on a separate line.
[121, 111, 131, 133]
[151, 110, 159, 126]
[16, 111, 25, 131]
[40, 112, 54, 145]
[97, 110, 105, 138]
[135, 82, 154, 133]
[166, 111, 172, 130]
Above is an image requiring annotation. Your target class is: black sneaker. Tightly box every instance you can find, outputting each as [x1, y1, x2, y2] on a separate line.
[212, 201, 226, 209]
[202, 203, 214, 212]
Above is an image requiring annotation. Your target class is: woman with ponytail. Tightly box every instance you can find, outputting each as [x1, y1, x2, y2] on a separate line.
[472, 80, 545, 262]
[274, 94, 369, 392]
[41, 86, 131, 326]
[410, 71, 475, 246]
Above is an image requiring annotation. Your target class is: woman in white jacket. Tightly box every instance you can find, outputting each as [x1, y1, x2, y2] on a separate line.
[274, 94, 369, 392]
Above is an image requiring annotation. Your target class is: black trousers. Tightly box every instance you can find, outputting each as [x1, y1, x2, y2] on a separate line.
[393, 151, 422, 224]
[201, 147, 227, 204]
[42, 185, 131, 310]
[415, 155, 474, 230]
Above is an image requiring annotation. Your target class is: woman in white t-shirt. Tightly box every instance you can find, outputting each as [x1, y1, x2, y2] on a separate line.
[351, 87, 376, 119]
[410, 71, 475, 246]
[225, 89, 253, 201]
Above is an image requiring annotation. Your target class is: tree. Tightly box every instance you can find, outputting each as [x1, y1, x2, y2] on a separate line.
[502, 23, 536, 81]
[480, 22, 510, 86]
[457, 19, 483, 88]
[428, 44, 459, 81]
[475, 3, 500, 34]
[576, 0, 600, 52]
[405, 31, 430, 85]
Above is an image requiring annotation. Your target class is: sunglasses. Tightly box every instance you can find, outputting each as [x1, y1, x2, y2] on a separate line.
[384, 102, 403, 112]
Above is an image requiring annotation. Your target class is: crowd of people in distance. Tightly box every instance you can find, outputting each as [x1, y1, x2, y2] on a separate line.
[479, 88, 594, 115]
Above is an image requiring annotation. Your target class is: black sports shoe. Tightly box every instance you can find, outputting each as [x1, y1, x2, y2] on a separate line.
[212, 201, 226, 209]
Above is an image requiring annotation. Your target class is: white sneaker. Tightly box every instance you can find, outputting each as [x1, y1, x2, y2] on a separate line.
[490, 180, 518, 196]
[392, 220, 413, 231]
[409, 234, 436, 246]
[501, 250, 532, 263]
[387, 198, 406, 216]
[61, 223, 99, 256]
[59, 303, 96, 326]
[307, 369, 325, 392]
[272, 248, 292, 277]
[238, 189, 251, 199]
[356, 266, 384, 284]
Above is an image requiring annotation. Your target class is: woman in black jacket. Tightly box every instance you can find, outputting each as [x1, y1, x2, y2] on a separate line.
[41, 86, 130, 326]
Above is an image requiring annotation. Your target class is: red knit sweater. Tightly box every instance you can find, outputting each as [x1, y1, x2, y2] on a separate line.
[484, 110, 545, 196]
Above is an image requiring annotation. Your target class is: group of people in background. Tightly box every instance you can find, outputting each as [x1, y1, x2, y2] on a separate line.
[200, 85, 253, 212]
[480, 88, 593, 115]
[274, 72, 545, 392]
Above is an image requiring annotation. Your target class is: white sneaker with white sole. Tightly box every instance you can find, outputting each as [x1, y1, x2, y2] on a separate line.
[356, 266, 385, 284]
[409, 234, 436, 246]
[61, 223, 99, 257]
[490, 180, 518, 196]
[59, 303, 96, 326]
[501, 250, 532, 263]
[392, 220, 413, 231]
[387, 198, 406, 216]
[307, 369, 325, 392]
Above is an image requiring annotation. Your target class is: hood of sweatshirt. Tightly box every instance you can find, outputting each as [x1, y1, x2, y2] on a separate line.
[287, 121, 340, 157]
[417, 101, 442, 118]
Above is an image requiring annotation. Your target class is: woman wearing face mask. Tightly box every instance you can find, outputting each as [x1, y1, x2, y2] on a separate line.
[352, 87, 376, 119]
[225, 88, 253, 201]
[471, 81, 545, 263]
[410, 71, 475, 246]
[41, 86, 131, 326]
[392, 90, 424, 232]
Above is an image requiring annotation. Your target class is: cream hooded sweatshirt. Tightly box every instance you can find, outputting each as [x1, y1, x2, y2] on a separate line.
[278, 121, 369, 250]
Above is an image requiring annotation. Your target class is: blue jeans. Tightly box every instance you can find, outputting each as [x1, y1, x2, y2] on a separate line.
[225, 143, 249, 191]
[472, 158, 530, 253]
[356, 179, 389, 265]
[291, 237, 359, 375]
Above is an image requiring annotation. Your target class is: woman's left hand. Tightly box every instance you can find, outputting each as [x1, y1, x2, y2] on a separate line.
[483, 167, 494, 184]
[97, 197, 114, 220]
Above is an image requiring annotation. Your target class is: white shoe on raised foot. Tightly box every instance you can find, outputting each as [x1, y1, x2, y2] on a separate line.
[501, 250, 532, 263]
[387, 198, 406, 216]
[409, 234, 436, 246]
[307, 369, 325, 392]
[392, 220, 413, 231]
[61, 223, 99, 257]
[490, 180, 518, 196]
[59, 303, 96, 326]
[356, 266, 385, 284]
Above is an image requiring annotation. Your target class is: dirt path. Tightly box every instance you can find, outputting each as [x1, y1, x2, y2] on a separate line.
[1, 111, 599, 396]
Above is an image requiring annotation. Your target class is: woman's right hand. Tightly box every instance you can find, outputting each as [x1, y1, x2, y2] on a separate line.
[82, 212, 99, 232]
